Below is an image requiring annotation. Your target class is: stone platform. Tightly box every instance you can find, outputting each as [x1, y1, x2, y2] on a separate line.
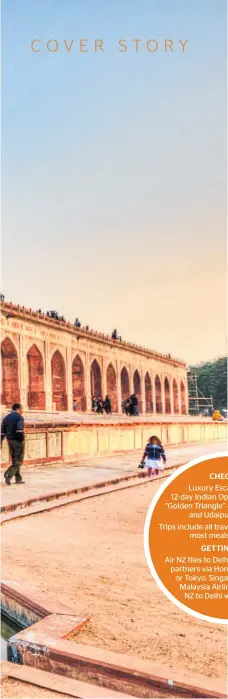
[1, 413, 227, 470]
[2, 581, 226, 698]
[2, 465, 227, 696]
[15, 410, 217, 425]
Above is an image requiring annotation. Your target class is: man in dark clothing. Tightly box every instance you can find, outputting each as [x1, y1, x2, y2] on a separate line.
[1, 403, 25, 485]
[97, 398, 104, 414]
[92, 396, 97, 412]
[131, 394, 139, 416]
[104, 395, 111, 414]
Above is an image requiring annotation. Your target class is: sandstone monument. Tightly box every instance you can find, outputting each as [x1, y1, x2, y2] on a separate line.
[1, 299, 188, 415]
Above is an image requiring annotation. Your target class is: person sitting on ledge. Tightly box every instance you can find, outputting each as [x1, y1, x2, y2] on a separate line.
[212, 409, 223, 421]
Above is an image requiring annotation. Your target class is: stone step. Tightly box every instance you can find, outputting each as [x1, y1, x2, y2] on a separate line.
[1, 470, 174, 524]
[1, 661, 134, 698]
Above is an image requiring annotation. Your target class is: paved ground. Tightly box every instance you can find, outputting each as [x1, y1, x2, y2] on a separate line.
[2, 475, 226, 683]
[2, 679, 71, 699]
[1, 441, 226, 510]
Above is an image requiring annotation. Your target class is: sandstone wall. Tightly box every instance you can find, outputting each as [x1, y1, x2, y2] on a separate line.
[1, 421, 226, 468]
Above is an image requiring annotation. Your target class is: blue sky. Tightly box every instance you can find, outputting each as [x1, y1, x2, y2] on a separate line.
[2, 0, 227, 363]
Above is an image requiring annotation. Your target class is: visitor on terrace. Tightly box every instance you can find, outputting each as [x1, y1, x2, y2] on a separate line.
[92, 396, 98, 412]
[131, 393, 139, 416]
[140, 435, 166, 477]
[104, 395, 111, 414]
[122, 397, 131, 415]
[92, 396, 104, 413]
[97, 398, 104, 414]
[212, 409, 223, 421]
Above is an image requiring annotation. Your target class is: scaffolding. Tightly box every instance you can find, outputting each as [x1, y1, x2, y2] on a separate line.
[187, 370, 214, 415]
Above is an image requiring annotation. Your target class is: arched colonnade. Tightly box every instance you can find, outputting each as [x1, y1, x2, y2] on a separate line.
[1, 337, 187, 415]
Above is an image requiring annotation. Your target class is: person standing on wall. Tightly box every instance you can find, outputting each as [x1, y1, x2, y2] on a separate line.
[131, 393, 139, 416]
[1, 403, 25, 485]
[97, 398, 104, 414]
[104, 395, 111, 414]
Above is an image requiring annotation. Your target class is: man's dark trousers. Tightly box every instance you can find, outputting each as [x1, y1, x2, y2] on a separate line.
[4, 440, 25, 482]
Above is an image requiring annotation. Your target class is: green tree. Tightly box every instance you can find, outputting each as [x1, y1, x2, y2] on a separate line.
[188, 357, 227, 413]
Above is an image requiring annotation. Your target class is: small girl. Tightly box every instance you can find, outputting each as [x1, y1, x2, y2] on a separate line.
[141, 435, 166, 477]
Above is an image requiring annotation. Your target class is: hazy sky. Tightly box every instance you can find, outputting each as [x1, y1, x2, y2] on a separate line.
[2, 0, 226, 364]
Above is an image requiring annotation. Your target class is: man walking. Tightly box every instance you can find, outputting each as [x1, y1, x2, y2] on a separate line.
[1, 403, 25, 485]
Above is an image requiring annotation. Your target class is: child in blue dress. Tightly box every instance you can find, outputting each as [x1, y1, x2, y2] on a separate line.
[140, 435, 166, 476]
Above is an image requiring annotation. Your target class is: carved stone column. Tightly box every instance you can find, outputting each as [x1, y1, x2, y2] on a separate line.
[19, 328, 27, 409]
[152, 372, 157, 413]
[66, 345, 73, 411]
[102, 358, 107, 400]
[170, 376, 174, 414]
[45, 340, 52, 411]
[129, 366, 134, 395]
[117, 360, 122, 413]
[85, 351, 92, 411]
[141, 369, 146, 414]
[178, 378, 182, 414]
[161, 374, 165, 414]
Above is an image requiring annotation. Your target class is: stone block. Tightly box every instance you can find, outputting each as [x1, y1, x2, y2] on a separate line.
[48, 431, 61, 457]
[25, 433, 46, 460]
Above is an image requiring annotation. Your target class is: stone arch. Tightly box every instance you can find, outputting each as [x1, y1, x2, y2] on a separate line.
[106, 363, 117, 412]
[173, 379, 179, 414]
[133, 369, 141, 412]
[121, 366, 130, 402]
[51, 350, 67, 410]
[1, 337, 20, 407]
[91, 359, 102, 399]
[72, 354, 86, 411]
[164, 377, 171, 414]
[155, 375, 162, 413]
[181, 380, 187, 414]
[27, 344, 45, 409]
[145, 372, 153, 413]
